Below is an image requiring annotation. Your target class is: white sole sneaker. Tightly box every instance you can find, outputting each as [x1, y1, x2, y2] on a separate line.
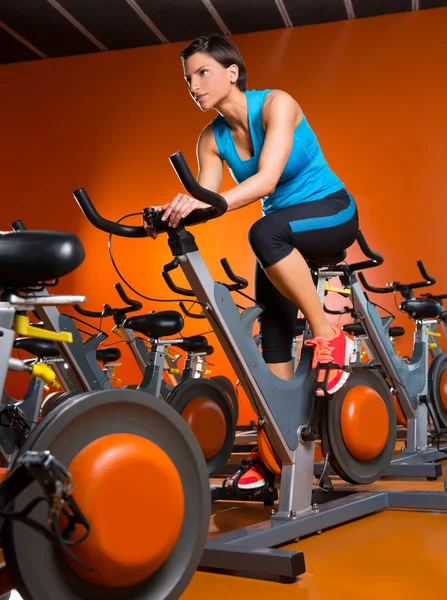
[235, 478, 266, 490]
[315, 335, 356, 397]
[227, 474, 266, 490]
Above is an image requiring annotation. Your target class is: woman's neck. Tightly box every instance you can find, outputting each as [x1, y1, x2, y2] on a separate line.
[215, 89, 248, 130]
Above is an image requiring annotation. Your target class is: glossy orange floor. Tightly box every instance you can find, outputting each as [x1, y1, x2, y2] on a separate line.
[184, 465, 447, 599]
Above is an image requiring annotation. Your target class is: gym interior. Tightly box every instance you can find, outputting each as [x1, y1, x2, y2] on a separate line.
[1, 1, 447, 599]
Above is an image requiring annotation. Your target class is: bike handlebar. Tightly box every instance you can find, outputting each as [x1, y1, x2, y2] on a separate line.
[348, 231, 384, 272]
[422, 292, 447, 301]
[11, 220, 26, 232]
[73, 188, 147, 238]
[113, 283, 143, 311]
[358, 260, 436, 294]
[74, 152, 228, 237]
[162, 271, 195, 297]
[416, 260, 436, 286]
[73, 283, 142, 318]
[169, 152, 227, 216]
[220, 258, 248, 290]
[73, 304, 105, 318]
[324, 304, 353, 315]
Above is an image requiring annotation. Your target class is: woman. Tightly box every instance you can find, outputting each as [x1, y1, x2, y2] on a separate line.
[158, 34, 359, 490]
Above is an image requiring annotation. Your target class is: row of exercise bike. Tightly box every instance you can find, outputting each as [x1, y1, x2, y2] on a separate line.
[1, 151, 447, 598]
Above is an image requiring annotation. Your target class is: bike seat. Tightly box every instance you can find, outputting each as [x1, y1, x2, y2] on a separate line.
[389, 326, 405, 337]
[96, 348, 122, 363]
[14, 337, 60, 358]
[308, 250, 347, 269]
[439, 311, 447, 323]
[0, 231, 85, 286]
[342, 323, 363, 336]
[343, 322, 405, 338]
[173, 335, 209, 353]
[124, 311, 184, 337]
[400, 298, 442, 319]
[14, 337, 123, 363]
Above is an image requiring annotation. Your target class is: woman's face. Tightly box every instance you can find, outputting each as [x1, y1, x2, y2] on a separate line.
[183, 52, 236, 111]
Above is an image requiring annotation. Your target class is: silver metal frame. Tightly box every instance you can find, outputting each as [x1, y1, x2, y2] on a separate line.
[169, 241, 447, 580]
[313, 275, 447, 480]
[427, 318, 446, 361]
[180, 250, 316, 518]
[350, 277, 446, 463]
[0, 293, 86, 465]
[34, 305, 111, 392]
[114, 322, 210, 393]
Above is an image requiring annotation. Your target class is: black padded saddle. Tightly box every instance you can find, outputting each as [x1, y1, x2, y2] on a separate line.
[0, 231, 84, 286]
[124, 310, 184, 338]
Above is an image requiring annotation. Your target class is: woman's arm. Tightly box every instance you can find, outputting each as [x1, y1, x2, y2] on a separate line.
[221, 91, 302, 211]
[160, 124, 223, 226]
[197, 123, 224, 191]
[162, 91, 302, 226]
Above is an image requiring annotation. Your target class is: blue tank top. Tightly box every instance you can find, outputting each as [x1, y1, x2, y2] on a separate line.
[212, 89, 344, 215]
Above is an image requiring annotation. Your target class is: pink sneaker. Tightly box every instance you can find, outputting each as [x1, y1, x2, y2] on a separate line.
[226, 450, 266, 490]
[304, 326, 355, 396]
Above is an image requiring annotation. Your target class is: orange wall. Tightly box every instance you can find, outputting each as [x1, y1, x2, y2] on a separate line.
[2, 8, 447, 423]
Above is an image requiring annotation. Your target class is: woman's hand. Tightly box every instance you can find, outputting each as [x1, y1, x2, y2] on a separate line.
[159, 194, 207, 228]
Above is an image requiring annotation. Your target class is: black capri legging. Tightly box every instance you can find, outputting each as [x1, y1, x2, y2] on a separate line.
[248, 189, 359, 364]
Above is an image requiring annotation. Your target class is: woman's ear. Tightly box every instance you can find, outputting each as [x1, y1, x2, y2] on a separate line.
[228, 64, 239, 84]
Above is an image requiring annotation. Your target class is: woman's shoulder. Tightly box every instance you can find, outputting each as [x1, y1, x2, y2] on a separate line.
[207, 114, 228, 140]
[249, 88, 301, 115]
[261, 89, 298, 108]
[197, 122, 222, 155]
[199, 118, 224, 138]
[247, 88, 287, 98]
[260, 90, 303, 126]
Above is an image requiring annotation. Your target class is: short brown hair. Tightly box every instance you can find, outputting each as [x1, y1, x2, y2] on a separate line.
[180, 34, 247, 92]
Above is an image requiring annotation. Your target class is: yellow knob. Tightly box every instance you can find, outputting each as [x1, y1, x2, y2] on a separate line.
[31, 363, 57, 385]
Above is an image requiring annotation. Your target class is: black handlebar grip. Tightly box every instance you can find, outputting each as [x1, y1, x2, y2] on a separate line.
[73, 188, 147, 238]
[114, 283, 143, 311]
[324, 304, 353, 315]
[73, 304, 104, 318]
[411, 260, 436, 288]
[74, 153, 228, 236]
[357, 231, 384, 264]
[220, 258, 249, 289]
[358, 272, 393, 294]
[161, 271, 196, 297]
[348, 230, 385, 272]
[11, 220, 26, 232]
[169, 152, 227, 216]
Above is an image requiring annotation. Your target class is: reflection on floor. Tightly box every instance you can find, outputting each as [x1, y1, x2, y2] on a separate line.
[8, 462, 447, 599]
[184, 463, 447, 599]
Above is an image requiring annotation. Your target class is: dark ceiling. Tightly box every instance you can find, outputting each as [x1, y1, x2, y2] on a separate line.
[0, 0, 445, 65]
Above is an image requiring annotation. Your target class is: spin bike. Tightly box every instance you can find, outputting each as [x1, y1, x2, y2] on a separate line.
[24, 291, 236, 477]
[74, 151, 447, 582]
[418, 291, 447, 430]
[0, 227, 210, 598]
[312, 262, 447, 479]
[353, 267, 447, 475]
[111, 277, 239, 421]
[72, 286, 239, 476]
[9, 222, 236, 477]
